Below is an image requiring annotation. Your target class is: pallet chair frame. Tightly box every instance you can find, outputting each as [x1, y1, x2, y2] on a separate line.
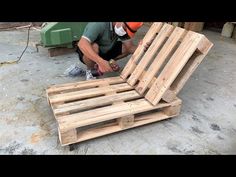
[46, 22, 213, 146]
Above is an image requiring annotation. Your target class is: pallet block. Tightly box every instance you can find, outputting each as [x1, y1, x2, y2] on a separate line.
[46, 22, 213, 146]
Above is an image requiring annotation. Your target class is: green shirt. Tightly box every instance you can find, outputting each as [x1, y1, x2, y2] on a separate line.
[82, 22, 119, 54]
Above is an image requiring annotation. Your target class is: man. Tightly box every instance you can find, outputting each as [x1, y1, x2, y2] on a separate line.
[75, 22, 144, 80]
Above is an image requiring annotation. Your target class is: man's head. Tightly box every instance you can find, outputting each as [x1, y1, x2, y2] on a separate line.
[114, 22, 143, 39]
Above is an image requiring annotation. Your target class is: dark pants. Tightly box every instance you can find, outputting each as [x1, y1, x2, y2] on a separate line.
[76, 41, 122, 64]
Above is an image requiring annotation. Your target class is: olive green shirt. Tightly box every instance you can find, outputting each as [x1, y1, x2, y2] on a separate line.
[82, 22, 119, 54]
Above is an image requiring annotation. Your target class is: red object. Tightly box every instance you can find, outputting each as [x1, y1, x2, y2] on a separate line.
[94, 64, 103, 76]
[125, 22, 143, 38]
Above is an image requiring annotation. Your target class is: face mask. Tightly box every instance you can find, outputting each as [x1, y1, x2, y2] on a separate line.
[114, 25, 126, 36]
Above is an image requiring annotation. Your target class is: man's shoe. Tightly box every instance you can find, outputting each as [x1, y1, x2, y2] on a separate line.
[64, 63, 86, 77]
[86, 69, 96, 80]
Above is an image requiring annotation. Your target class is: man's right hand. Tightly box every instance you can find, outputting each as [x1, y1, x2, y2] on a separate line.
[97, 59, 113, 73]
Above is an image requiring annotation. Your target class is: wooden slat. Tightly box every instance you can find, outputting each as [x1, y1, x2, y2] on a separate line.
[48, 76, 122, 90]
[54, 90, 141, 116]
[184, 22, 204, 32]
[48, 47, 75, 57]
[122, 65, 176, 102]
[135, 27, 186, 94]
[47, 76, 124, 95]
[58, 98, 181, 131]
[120, 22, 164, 79]
[170, 36, 213, 94]
[61, 99, 181, 145]
[49, 83, 133, 104]
[127, 24, 175, 86]
[145, 31, 203, 105]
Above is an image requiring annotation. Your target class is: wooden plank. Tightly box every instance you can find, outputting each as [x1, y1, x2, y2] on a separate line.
[48, 76, 122, 90]
[127, 24, 175, 86]
[145, 31, 203, 105]
[106, 83, 136, 129]
[170, 36, 213, 95]
[184, 22, 204, 32]
[172, 22, 181, 27]
[130, 63, 158, 90]
[183, 22, 191, 30]
[49, 83, 133, 104]
[48, 47, 76, 57]
[135, 27, 186, 94]
[120, 22, 164, 79]
[0, 22, 31, 30]
[123, 64, 176, 102]
[54, 90, 141, 115]
[74, 112, 170, 145]
[47, 76, 124, 95]
[62, 103, 181, 145]
[58, 98, 181, 131]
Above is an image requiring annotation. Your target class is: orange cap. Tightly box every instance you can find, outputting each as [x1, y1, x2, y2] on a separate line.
[124, 22, 143, 38]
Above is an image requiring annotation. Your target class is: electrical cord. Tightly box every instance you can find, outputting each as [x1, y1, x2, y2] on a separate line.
[0, 23, 32, 67]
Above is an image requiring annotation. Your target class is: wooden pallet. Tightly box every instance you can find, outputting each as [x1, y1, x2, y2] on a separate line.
[121, 22, 213, 105]
[168, 22, 204, 32]
[48, 47, 76, 57]
[46, 22, 213, 146]
[46, 77, 182, 146]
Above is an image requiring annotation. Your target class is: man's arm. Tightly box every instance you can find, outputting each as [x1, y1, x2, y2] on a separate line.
[78, 23, 113, 73]
[78, 37, 113, 73]
[78, 37, 102, 64]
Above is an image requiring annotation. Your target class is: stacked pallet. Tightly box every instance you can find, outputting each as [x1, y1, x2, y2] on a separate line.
[221, 22, 236, 39]
[168, 22, 205, 32]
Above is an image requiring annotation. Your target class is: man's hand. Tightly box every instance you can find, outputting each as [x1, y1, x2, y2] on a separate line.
[139, 39, 151, 51]
[97, 59, 113, 73]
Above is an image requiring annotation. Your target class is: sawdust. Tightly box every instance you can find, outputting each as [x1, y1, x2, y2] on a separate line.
[30, 130, 50, 144]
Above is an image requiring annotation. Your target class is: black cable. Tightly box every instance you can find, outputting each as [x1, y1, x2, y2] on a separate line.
[0, 23, 32, 66]
[16, 23, 32, 63]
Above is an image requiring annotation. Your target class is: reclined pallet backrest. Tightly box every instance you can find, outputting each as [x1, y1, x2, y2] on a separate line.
[120, 22, 213, 105]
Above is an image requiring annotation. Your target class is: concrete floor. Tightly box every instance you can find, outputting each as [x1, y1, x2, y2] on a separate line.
[0, 24, 236, 154]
